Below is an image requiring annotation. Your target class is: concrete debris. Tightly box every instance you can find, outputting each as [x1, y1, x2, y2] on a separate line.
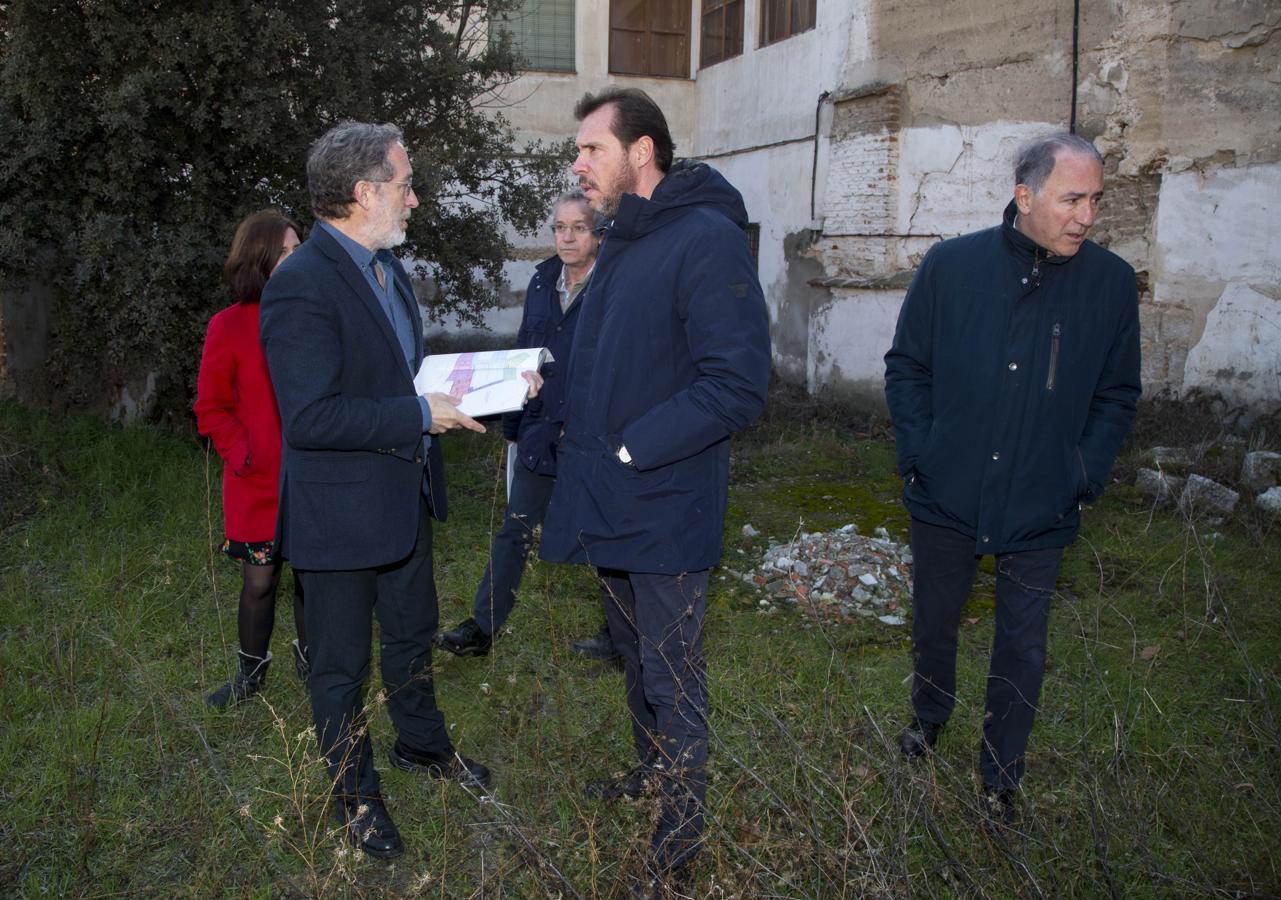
[741, 523, 760, 538]
[748, 528, 912, 624]
[1134, 467, 1186, 504]
[1257, 486, 1281, 519]
[1179, 474, 1240, 517]
[1149, 446, 1195, 469]
[1241, 451, 1281, 494]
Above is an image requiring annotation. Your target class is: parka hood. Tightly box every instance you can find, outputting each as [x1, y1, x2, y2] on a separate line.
[610, 160, 750, 240]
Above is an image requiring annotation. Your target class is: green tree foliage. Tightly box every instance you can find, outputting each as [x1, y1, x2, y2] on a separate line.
[0, 0, 569, 417]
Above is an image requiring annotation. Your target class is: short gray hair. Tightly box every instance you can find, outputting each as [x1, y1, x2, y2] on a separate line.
[1014, 133, 1103, 193]
[553, 188, 605, 230]
[307, 121, 403, 220]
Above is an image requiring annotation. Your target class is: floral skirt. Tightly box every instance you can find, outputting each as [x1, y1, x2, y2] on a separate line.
[222, 538, 279, 566]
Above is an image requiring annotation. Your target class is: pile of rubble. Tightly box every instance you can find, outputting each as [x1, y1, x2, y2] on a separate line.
[1135, 448, 1281, 520]
[734, 523, 913, 626]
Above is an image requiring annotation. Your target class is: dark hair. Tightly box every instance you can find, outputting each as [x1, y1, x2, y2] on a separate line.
[1014, 133, 1103, 193]
[306, 121, 403, 220]
[223, 209, 301, 304]
[574, 87, 675, 173]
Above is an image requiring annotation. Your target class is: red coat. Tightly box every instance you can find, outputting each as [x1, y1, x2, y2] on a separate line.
[194, 301, 282, 543]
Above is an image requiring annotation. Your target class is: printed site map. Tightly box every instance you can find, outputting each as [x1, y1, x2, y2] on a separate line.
[412, 347, 552, 417]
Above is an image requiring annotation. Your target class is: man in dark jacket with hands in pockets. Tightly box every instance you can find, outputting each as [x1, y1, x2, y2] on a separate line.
[884, 132, 1141, 823]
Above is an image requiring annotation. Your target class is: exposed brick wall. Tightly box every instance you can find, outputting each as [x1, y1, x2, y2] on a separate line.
[824, 86, 901, 237]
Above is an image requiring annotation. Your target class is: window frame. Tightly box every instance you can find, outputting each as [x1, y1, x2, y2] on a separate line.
[758, 0, 816, 49]
[609, 0, 692, 79]
[490, 0, 577, 74]
[699, 0, 744, 69]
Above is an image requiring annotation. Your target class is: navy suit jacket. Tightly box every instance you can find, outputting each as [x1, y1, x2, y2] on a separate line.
[260, 225, 446, 571]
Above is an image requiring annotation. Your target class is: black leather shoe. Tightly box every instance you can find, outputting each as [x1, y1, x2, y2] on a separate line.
[572, 623, 620, 660]
[332, 795, 404, 860]
[584, 763, 654, 801]
[898, 717, 944, 758]
[434, 618, 492, 657]
[388, 741, 491, 788]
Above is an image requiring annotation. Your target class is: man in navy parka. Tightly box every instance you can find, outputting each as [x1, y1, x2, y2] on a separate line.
[540, 87, 771, 886]
[885, 133, 1141, 822]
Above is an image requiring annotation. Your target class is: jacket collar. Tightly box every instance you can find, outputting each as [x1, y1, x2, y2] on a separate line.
[1001, 199, 1075, 268]
[309, 225, 423, 369]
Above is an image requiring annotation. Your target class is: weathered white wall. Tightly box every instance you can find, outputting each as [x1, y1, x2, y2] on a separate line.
[1157, 163, 1281, 407]
[808, 289, 903, 398]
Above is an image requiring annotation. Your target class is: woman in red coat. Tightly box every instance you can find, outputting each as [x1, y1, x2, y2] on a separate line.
[195, 209, 305, 708]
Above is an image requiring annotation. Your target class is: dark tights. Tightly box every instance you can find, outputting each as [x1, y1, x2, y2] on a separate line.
[237, 561, 306, 659]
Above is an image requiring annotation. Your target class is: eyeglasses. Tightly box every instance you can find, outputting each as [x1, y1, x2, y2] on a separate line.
[368, 179, 415, 199]
[552, 223, 592, 237]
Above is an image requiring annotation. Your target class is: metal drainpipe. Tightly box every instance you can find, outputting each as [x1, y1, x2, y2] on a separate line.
[810, 91, 832, 221]
[1070, 0, 1081, 133]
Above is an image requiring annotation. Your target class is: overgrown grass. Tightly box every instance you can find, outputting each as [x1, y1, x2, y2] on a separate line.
[1, 396, 1278, 897]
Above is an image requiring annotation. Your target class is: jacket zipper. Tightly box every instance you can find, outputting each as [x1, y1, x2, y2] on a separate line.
[1046, 322, 1061, 391]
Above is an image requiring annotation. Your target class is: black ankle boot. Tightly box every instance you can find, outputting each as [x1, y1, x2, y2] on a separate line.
[206, 649, 272, 709]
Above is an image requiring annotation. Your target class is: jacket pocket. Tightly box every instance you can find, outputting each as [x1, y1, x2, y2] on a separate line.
[1046, 323, 1062, 391]
[598, 436, 677, 497]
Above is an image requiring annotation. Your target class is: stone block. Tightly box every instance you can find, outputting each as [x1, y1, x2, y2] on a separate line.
[1256, 486, 1281, 519]
[1135, 468, 1185, 504]
[1149, 446, 1194, 469]
[1179, 474, 1240, 517]
[1241, 451, 1281, 493]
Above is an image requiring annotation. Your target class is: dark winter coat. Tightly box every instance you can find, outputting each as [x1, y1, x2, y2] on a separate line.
[540, 161, 772, 573]
[500, 255, 584, 477]
[884, 200, 1141, 554]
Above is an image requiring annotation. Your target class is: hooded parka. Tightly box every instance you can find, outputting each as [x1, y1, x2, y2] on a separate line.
[540, 161, 771, 574]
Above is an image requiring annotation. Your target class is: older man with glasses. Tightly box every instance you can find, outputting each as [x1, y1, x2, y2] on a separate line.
[260, 120, 539, 861]
[436, 189, 619, 662]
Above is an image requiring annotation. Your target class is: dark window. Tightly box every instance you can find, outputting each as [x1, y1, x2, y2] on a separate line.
[491, 0, 576, 72]
[759, 0, 815, 47]
[700, 0, 743, 68]
[744, 223, 760, 265]
[610, 0, 691, 78]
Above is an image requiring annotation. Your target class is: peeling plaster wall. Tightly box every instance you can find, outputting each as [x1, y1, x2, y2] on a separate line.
[808, 288, 902, 407]
[804, 0, 1281, 412]
[1155, 163, 1281, 406]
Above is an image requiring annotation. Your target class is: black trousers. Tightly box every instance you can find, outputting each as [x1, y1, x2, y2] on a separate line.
[298, 498, 450, 800]
[909, 517, 1064, 790]
[598, 567, 709, 870]
[472, 462, 556, 635]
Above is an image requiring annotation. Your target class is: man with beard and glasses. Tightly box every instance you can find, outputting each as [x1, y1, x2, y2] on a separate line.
[260, 121, 539, 860]
[539, 88, 771, 895]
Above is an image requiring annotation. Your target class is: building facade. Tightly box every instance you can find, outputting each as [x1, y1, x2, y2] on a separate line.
[467, 0, 1280, 415]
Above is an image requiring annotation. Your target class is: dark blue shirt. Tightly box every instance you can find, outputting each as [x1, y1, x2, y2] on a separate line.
[319, 221, 431, 433]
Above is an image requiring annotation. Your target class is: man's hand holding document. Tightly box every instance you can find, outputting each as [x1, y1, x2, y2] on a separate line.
[414, 349, 550, 430]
